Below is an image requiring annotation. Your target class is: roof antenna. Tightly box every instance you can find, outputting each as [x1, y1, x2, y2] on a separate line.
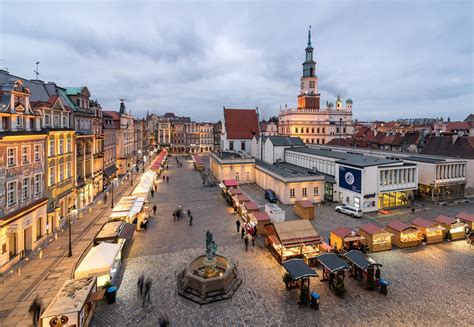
[34, 61, 40, 79]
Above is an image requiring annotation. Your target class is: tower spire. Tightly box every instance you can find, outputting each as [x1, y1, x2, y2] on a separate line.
[307, 25, 312, 47]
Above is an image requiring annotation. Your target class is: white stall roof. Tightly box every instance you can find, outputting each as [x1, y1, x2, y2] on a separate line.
[110, 196, 145, 220]
[41, 277, 96, 318]
[132, 171, 156, 196]
[75, 243, 122, 279]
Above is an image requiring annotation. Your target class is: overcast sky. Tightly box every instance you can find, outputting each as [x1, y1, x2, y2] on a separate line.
[1, 0, 472, 121]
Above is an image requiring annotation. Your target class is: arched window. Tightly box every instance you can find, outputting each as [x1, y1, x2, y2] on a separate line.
[310, 67, 314, 77]
[235, 172, 240, 182]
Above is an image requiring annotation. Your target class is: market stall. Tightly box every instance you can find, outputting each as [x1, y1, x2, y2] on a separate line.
[109, 196, 148, 229]
[359, 223, 393, 252]
[385, 221, 420, 248]
[248, 211, 271, 235]
[411, 218, 445, 244]
[131, 170, 157, 197]
[74, 242, 123, 287]
[94, 221, 135, 245]
[293, 200, 315, 220]
[220, 179, 239, 205]
[234, 194, 250, 213]
[434, 215, 466, 241]
[456, 211, 474, 230]
[223, 179, 239, 189]
[316, 253, 350, 295]
[192, 154, 205, 171]
[282, 259, 318, 304]
[40, 277, 99, 327]
[241, 201, 260, 222]
[330, 227, 366, 252]
[265, 220, 321, 263]
[150, 149, 168, 174]
[344, 250, 382, 291]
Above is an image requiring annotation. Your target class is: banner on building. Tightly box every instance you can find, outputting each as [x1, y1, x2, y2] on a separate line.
[339, 166, 362, 194]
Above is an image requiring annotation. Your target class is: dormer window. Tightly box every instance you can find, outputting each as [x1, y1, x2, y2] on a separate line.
[16, 114, 23, 127]
[44, 114, 50, 126]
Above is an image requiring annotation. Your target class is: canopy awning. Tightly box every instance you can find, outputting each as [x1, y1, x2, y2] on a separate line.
[223, 179, 238, 187]
[104, 165, 118, 177]
[317, 253, 350, 273]
[119, 223, 136, 240]
[344, 250, 376, 270]
[74, 243, 122, 279]
[282, 259, 318, 280]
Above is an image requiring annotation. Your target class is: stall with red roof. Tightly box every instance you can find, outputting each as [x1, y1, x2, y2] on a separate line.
[330, 227, 366, 252]
[385, 221, 420, 248]
[434, 215, 466, 241]
[456, 211, 474, 230]
[411, 218, 445, 244]
[358, 223, 393, 252]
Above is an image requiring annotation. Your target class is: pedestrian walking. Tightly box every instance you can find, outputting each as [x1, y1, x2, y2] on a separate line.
[28, 295, 43, 327]
[180, 162, 183, 168]
[166, 176, 169, 183]
[241, 227, 245, 239]
[236, 220, 241, 233]
[244, 234, 249, 251]
[187, 209, 191, 217]
[163, 175, 165, 182]
[151, 189, 155, 198]
[189, 214, 193, 226]
[253, 225, 258, 237]
[153, 205, 157, 215]
[252, 234, 255, 246]
[142, 277, 153, 306]
[137, 273, 145, 298]
[154, 185, 157, 192]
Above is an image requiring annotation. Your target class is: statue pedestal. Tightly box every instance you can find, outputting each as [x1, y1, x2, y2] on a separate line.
[203, 257, 217, 278]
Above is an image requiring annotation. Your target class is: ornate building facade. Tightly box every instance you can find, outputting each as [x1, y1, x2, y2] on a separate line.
[279, 28, 354, 144]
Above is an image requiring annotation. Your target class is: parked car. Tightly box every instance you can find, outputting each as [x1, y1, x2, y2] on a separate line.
[335, 205, 363, 218]
[264, 189, 278, 203]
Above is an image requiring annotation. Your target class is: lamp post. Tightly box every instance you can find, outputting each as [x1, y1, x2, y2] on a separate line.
[110, 177, 115, 209]
[339, 118, 342, 146]
[67, 207, 75, 257]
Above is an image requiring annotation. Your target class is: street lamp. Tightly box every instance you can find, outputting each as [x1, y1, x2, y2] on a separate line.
[68, 206, 76, 257]
[110, 177, 115, 209]
[339, 118, 342, 146]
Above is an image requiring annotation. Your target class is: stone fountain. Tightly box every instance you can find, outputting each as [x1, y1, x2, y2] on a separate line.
[177, 231, 241, 304]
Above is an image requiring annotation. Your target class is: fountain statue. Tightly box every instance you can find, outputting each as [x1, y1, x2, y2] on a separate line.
[177, 231, 241, 304]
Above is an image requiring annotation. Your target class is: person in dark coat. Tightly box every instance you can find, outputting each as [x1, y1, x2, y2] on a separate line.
[244, 235, 249, 251]
[241, 227, 245, 239]
[137, 273, 145, 298]
[253, 225, 258, 237]
[142, 277, 153, 306]
[189, 215, 193, 226]
[187, 209, 191, 217]
[328, 272, 335, 290]
[162, 175, 165, 182]
[29, 295, 43, 327]
[151, 189, 155, 198]
[236, 220, 241, 233]
[166, 176, 169, 183]
[153, 205, 157, 215]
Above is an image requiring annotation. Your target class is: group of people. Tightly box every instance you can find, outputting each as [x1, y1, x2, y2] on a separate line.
[162, 175, 169, 183]
[175, 157, 183, 168]
[236, 220, 257, 251]
[173, 207, 193, 226]
[137, 273, 153, 306]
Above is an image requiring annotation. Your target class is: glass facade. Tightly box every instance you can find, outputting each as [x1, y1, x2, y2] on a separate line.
[418, 183, 465, 201]
[378, 191, 413, 209]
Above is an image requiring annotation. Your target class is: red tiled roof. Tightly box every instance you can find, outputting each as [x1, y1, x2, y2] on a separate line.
[331, 227, 353, 238]
[434, 215, 456, 225]
[253, 211, 270, 221]
[224, 108, 259, 139]
[229, 188, 242, 195]
[456, 211, 474, 222]
[223, 179, 238, 187]
[103, 110, 121, 120]
[359, 223, 383, 235]
[236, 194, 249, 202]
[387, 220, 416, 232]
[446, 122, 471, 131]
[411, 218, 434, 228]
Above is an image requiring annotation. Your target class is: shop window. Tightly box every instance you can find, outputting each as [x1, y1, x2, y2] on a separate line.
[290, 188, 295, 198]
[314, 187, 319, 195]
[302, 188, 307, 197]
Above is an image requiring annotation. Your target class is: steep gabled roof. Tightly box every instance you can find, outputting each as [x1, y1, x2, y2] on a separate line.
[224, 108, 259, 139]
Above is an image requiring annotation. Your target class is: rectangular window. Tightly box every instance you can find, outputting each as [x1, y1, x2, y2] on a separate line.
[44, 114, 50, 126]
[16, 115, 22, 127]
[54, 115, 60, 127]
[34, 174, 41, 194]
[49, 167, 55, 186]
[62, 116, 67, 127]
[36, 217, 42, 240]
[59, 164, 64, 181]
[67, 138, 72, 153]
[314, 187, 319, 195]
[7, 147, 16, 167]
[229, 141, 234, 151]
[22, 177, 29, 200]
[241, 141, 246, 151]
[49, 140, 55, 156]
[34, 145, 41, 162]
[59, 139, 64, 155]
[22, 146, 29, 164]
[302, 188, 307, 197]
[290, 188, 295, 198]
[67, 162, 72, 178]
[7, 181, 17, 207]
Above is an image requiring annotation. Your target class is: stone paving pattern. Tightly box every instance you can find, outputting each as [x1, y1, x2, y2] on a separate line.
[0, 168, 149, 326]
[92, 155, 474, 327]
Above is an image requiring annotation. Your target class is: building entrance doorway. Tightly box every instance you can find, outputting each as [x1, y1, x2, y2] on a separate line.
[24, 226, 33, 251]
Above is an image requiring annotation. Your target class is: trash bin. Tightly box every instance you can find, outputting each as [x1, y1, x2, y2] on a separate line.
[106, 286, 117, 304]
[379, 279, 389, 296]
[310, 291, 320, 310]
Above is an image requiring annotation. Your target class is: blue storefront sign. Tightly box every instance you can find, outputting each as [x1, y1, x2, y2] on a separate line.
[339, 166, 362, 194]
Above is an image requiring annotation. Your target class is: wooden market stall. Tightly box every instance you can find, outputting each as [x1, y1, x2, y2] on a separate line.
[293, 200, 315, 220]
[248, 211, 271, 235]
[74, 242, 123, 287]
[94, 221, 135, 246]
[234, 194, 250, 213]
[241, 201, 260, 222]
[265, 220, 321, 263]
[330, 227, 366, 252]
[359, 223, 393, 252]
[223, 179, 239, 189]
[411, 218, 445, 244]
[40, 277, 99, 327]
[109, 196, 148, 229]
[456, 211, 474, 230]
[192, 154, 205, 171]
[434, 215, 466, 241]
[316, 253, 350, 294]
[385, 221, 420, 248]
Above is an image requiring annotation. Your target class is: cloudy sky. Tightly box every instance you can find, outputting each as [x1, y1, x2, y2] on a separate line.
[0, 0, 472, 121]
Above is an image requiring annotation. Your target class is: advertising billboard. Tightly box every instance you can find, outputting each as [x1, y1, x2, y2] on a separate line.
[339, 166, 362, 194]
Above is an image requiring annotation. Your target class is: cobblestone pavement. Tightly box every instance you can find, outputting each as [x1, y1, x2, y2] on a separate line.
[93, 155, 474, 326]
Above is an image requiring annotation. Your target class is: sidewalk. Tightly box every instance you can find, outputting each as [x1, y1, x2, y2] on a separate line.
[0, 167, 149, 326]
